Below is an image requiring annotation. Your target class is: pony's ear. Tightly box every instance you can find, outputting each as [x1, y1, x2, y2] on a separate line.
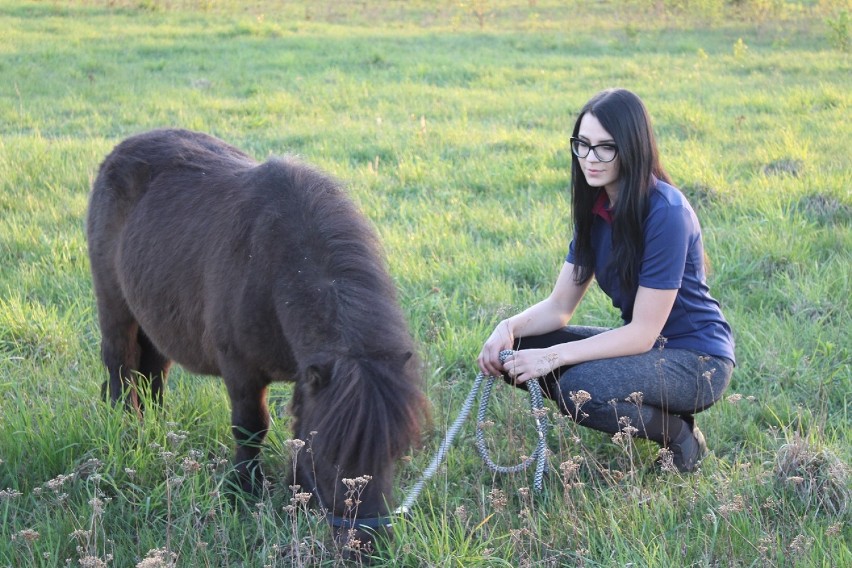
[305, 364, 329, 392]
[381, 350, 413, 367]
[391, 350, 414, 372]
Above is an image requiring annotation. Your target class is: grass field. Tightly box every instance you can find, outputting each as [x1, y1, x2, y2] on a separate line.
[1, 0, 850, 566]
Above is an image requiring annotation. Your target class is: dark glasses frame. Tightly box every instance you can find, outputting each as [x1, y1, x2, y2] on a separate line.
[570, 137, 619, 163]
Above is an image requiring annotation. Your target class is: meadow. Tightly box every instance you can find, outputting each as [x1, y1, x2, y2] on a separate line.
[0, 0, 850, 565]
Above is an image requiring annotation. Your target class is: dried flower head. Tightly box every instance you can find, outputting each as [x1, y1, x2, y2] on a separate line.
[285, 439, 305, 458]
[559, 460, 580, 479]
[13, 529, 40, 543]
[180, 458, 202, 474]
[45, 473, 75, 493]
[136, 548, 177, 568]
[625, 392, 644, 405]
[89, 497, 107, 515]
[658, 447, 677, 473]
[0, 488, 23, 500]
[454, 505, 468, 524]
[532, 407, 549, 419]
[166, 431, 187, 447]
[69, 529, 92, 543]
[291, 492, 312, 506]
[788, 534, 814, 556]
[488, 488, 507, 511]
[569, 390, 591, 407]
[718, 495, 746, 518]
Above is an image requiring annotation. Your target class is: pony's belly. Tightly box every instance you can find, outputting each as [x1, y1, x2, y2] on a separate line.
[129, 300, 221, 376]
[267, 367, 296, 383]
[117, 246, 221, 376]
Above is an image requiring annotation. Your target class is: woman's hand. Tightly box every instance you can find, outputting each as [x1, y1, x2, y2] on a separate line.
[476, 262, 590, 378]
[477, 321, 514, 377]
[502, 348, 562, 384]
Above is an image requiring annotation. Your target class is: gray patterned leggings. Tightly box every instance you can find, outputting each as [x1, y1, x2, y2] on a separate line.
[511, 326, 734, 444]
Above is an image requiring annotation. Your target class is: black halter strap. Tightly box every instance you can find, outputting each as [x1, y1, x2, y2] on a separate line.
[326, 512, 393, 531]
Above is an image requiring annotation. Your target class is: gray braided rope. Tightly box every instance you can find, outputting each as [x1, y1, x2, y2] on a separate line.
[475, 354, 550, 492]
[398, 349, 550, 514]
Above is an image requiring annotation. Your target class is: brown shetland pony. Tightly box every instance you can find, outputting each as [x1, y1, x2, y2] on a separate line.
[87, 129, 429, 546]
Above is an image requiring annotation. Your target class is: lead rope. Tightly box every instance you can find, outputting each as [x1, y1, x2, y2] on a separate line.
[397, 350, 550, 515]
[475, 353, 550, 490]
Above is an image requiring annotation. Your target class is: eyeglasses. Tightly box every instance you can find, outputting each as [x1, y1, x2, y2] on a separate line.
[570, 138, 618, 163]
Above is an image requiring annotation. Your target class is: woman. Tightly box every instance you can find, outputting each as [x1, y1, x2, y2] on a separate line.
[478, 88, 735, 473]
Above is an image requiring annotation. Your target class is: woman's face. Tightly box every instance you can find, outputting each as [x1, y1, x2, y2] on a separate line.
[576, 113, 621, 198]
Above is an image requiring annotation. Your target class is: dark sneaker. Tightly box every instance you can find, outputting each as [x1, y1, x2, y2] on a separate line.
[670, 415, 708, 473]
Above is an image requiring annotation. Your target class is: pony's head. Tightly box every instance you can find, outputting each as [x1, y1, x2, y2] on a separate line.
[290, 350, 428, 551]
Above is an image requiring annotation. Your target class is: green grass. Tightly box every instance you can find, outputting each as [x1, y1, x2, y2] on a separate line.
[1, 0, 850, 566]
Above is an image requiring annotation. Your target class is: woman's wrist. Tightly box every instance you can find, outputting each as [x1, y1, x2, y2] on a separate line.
[556, 342, 574, 367]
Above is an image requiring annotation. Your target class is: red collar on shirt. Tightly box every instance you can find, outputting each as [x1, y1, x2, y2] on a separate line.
[592, 191, 613, 224]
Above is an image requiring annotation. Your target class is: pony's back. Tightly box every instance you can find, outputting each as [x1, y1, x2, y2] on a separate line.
[93, 129, 254, 193]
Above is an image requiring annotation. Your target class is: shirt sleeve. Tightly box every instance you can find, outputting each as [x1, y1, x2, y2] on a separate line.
[639, 204, 692, 290]
[566, 238, 577, 264]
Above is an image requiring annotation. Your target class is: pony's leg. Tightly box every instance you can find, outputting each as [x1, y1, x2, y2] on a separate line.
[97, 308, 143, 418]
[222, 363, 270, 495]
[137, 329, 171, 408]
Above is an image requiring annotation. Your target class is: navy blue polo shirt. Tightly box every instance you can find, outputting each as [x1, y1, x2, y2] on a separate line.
[567, 180, 736, 363]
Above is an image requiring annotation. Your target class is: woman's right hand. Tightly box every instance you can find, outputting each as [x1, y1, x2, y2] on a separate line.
[477, 320, 514, 377]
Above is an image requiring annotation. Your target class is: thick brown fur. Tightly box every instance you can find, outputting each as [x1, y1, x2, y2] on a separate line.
[87, 129, 429, 542]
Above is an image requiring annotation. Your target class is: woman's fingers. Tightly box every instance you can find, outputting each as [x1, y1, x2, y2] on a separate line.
[502, 353, 528, 384]
[477, 346, 503, 377]
[478, 343, 510, 376]
[478, 322, 515, 377]
[503, 349, 558, 384]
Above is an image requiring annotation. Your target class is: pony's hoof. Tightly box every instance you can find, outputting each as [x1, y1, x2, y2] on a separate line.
[232, 463, 266, 498]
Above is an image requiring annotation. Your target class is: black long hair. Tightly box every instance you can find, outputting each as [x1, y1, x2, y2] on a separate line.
[570, 89, 671, 295]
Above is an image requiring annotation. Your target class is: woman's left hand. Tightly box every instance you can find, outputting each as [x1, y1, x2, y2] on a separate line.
[502, 348, 562, 384]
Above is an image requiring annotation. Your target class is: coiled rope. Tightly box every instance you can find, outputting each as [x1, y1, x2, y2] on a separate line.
[398, 350, 550, 514]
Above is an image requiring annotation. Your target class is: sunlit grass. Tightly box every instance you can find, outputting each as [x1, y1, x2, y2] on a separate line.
[1, 0, 850, 566]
